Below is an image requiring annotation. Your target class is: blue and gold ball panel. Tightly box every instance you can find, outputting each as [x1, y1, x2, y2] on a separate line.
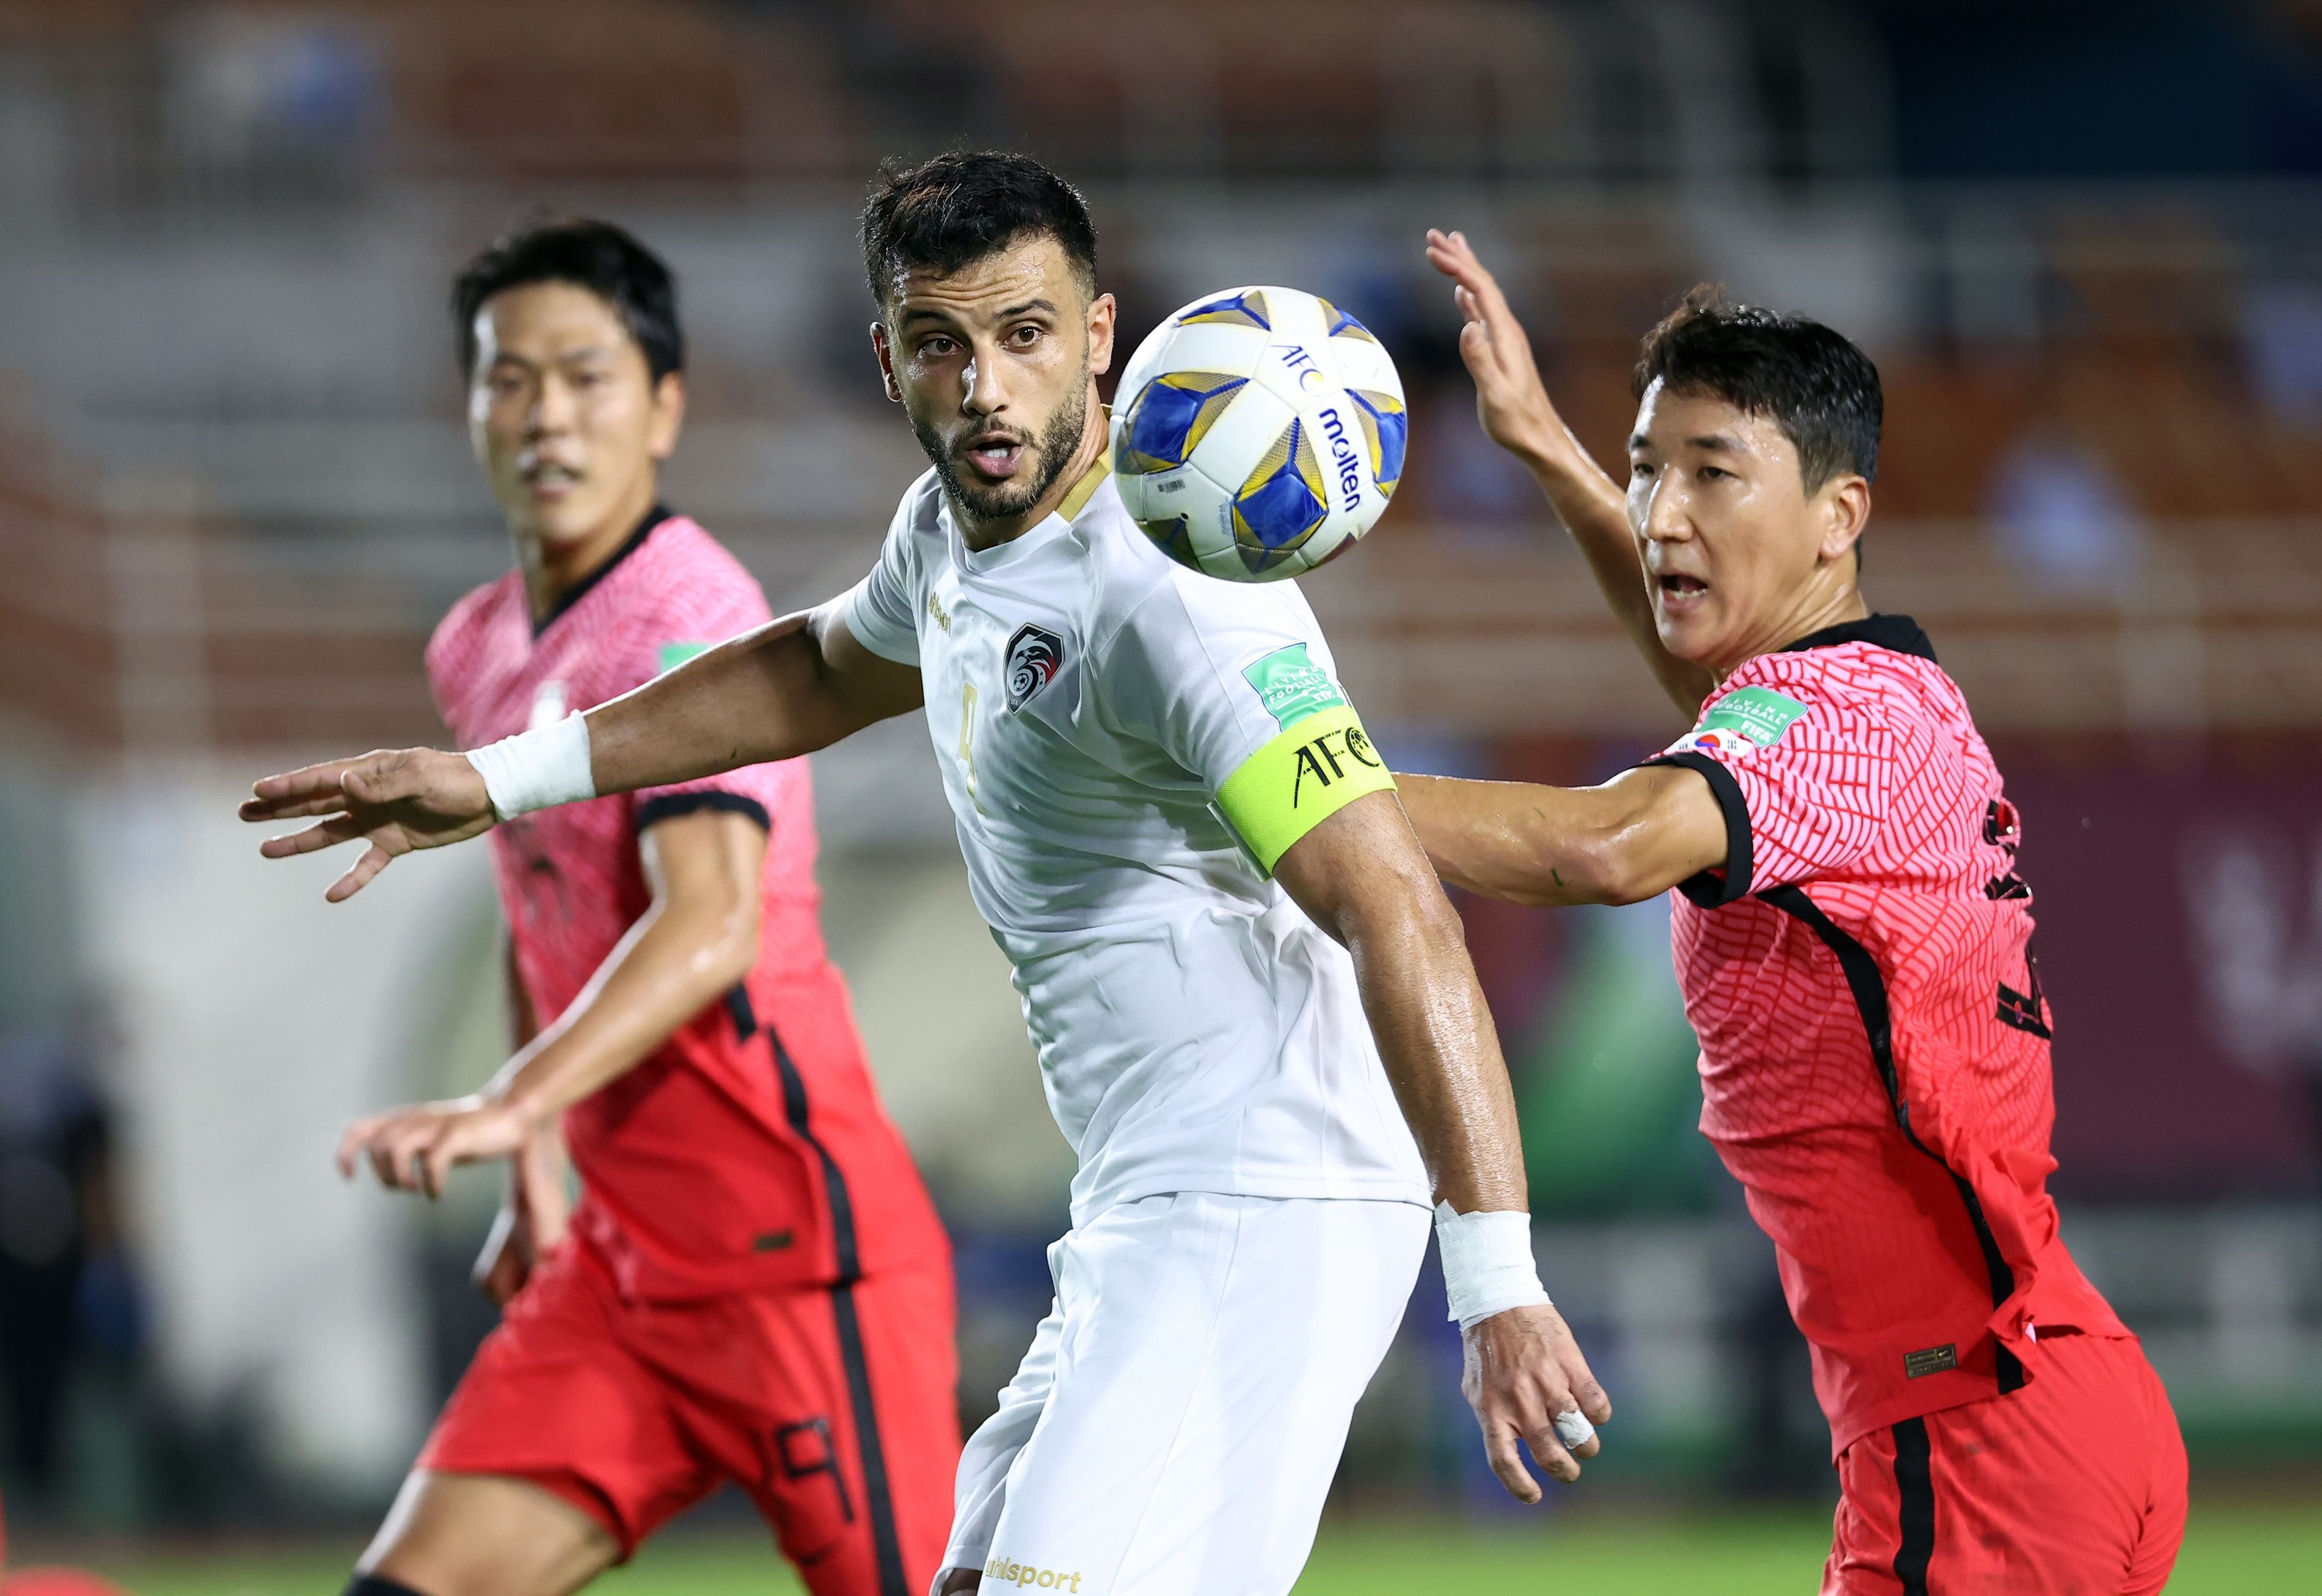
[1119, 371, 1247, 474]
[1349, 389, 1407, 496]
[1318, 297, 1379, 344]
[1134, 511, 1203, 568]
[1177, 289, 1272, 332]
[1231, 419, 1328, 574]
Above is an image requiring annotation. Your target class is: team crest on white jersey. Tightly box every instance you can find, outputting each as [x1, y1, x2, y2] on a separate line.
[1006, 624, 1065, 711]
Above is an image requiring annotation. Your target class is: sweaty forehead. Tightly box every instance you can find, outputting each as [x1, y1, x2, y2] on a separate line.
[888, 237, 1081, 325]
[1631, 378, 1793, 458]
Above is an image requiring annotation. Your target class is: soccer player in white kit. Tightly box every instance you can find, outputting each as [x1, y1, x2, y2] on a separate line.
[241, 153, 1611, 1596]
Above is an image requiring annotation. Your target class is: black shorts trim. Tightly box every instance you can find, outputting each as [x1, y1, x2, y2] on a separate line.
[1639, 750, 1753, 907]
[725, 986, 908, 1596]
[635, 791, 772, 833]
[1891, 1416, 1935, 1595]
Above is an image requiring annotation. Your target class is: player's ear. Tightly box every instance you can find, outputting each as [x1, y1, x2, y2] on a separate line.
[648, 371, 687, 461]
[1816, 473, 1872, 565]
[1087, 291, 1117, 377]
[870, 320, 903, 405]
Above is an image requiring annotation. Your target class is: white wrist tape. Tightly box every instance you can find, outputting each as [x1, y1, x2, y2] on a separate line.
[1435, 1202, 1551, 1331]
[465, 713, 596, 821]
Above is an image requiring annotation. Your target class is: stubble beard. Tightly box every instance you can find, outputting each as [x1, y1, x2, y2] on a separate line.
[915, 367, 1091, 529]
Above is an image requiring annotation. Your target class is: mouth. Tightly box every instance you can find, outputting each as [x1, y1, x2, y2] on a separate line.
[1655, 572, 1710, 609]
[959, 433, 1026, 481]
[521, 459, 583, 499]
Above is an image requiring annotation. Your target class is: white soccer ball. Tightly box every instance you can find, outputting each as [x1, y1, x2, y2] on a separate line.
[1109, 285, 1406, 582]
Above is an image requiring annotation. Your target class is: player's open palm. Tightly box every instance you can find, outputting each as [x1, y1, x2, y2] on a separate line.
[240, 747, 495, 901]
[1423, 228, 1557, 462]
[1462, 1301, 1612, 1500]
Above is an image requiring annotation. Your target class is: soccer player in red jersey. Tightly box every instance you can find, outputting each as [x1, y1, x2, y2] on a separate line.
[1391, 233, 2187, 1595]
[320, 220, 957, 1596]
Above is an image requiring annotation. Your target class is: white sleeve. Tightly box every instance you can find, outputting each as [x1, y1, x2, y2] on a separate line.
[1102, 574, 1392, 872]
[832, 484, 927, 666]
[1101, 574, 1345, 792]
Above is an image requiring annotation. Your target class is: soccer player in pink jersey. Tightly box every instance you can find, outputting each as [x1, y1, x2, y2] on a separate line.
[1390, 233, 2187, 1595]
[312, 220, 957, 1596]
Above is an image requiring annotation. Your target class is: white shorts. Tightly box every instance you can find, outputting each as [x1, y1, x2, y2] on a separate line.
[943, 1191, 1431, 1596]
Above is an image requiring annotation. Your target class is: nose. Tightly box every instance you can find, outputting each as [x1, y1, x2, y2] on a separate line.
[961, 338, 1010, 419]
[527, 373, 576, 436]
[1638, 470, 1693, 545]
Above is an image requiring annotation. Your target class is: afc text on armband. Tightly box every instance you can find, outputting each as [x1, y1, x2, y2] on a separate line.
[1288, 722, 1383, 809]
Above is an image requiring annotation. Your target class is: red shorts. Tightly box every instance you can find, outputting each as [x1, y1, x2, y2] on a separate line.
[1824, 1330, 2186, 1595]
[419, 1241, 960, 1596]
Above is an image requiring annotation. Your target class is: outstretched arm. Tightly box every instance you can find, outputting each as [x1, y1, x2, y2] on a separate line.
[1424, 229, 1714, 717]
[1273, 789, 1612, 1500]
[1394, 766, 1729, 907]
[241, 604, 921, 901]
[337, 807, 768, 1199]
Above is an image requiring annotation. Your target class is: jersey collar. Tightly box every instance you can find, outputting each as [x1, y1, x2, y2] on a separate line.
[1055, 436, 1114, 524]
[1781, 612, 1937, 663]
[532, 501, 673, 639]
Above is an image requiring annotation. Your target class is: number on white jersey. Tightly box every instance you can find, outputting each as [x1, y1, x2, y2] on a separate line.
[959, 679, 987, 814]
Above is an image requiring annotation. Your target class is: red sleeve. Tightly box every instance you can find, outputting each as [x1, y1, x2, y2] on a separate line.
[1643, 674, 1905, 905]
[612, 563, 793, 835]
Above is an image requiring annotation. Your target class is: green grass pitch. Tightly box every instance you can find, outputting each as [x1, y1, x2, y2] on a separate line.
[60, 1503, 2322, 1595]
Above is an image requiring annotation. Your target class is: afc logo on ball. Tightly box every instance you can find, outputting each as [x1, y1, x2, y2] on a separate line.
[1276, 340, 1327, 392]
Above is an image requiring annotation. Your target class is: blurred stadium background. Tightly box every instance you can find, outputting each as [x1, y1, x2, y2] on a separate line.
[1, 0, 2319, 1589]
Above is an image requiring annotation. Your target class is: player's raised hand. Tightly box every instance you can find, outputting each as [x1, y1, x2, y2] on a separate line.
[1424, 228, 1559, 464]
[240, 747, 495, 901]
[1462, 1301, 1612, 1500]
[337, 1095, 538, 1201]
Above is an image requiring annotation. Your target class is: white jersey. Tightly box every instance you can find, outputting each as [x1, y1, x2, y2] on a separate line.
[836, 452, 1430, 1225]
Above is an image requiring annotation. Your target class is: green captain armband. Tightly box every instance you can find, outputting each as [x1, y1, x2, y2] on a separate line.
[1216, 704, 1397, 874]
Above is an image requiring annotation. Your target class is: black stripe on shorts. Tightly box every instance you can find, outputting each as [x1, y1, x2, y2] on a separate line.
[1891, 1416, 1935, 1595]
[726, 985, 909, 1596]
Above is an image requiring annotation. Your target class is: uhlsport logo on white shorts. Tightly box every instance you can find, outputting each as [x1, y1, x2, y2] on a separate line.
[984, 1556, 1083, 1591]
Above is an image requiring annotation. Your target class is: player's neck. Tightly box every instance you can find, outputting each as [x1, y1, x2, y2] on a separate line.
[1707, 579, 1870, 686]
[516, 476, 663, 624]
[953, 389, 1107, 554]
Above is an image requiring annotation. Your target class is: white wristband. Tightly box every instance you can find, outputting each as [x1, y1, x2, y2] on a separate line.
[1435, 1202, 1551, 1331]
[465, 713, 596, 821]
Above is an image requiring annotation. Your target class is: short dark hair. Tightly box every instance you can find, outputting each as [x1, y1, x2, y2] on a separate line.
[452, 216, 684, 382]
[1633, 285, 1880, 491]
[860, 151, 1098, 310]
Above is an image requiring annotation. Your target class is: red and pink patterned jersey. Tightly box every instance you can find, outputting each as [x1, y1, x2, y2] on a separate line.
[1642, 614, 2127, 1459]
[428, 509, 945, 1300]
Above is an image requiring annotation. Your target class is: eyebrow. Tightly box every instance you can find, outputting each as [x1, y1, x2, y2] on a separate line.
[896, 297, 1059, 328]
[486, 345, 613, 368]
[1628, 432, 1743, 452]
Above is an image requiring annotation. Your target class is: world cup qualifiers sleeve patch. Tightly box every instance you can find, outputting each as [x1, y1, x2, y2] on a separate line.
[1663, 685, 1808, 760]
[657, 641, 711, 673]
[1217, 704, 1396, 873]
[1241, 643, 1346, 728]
